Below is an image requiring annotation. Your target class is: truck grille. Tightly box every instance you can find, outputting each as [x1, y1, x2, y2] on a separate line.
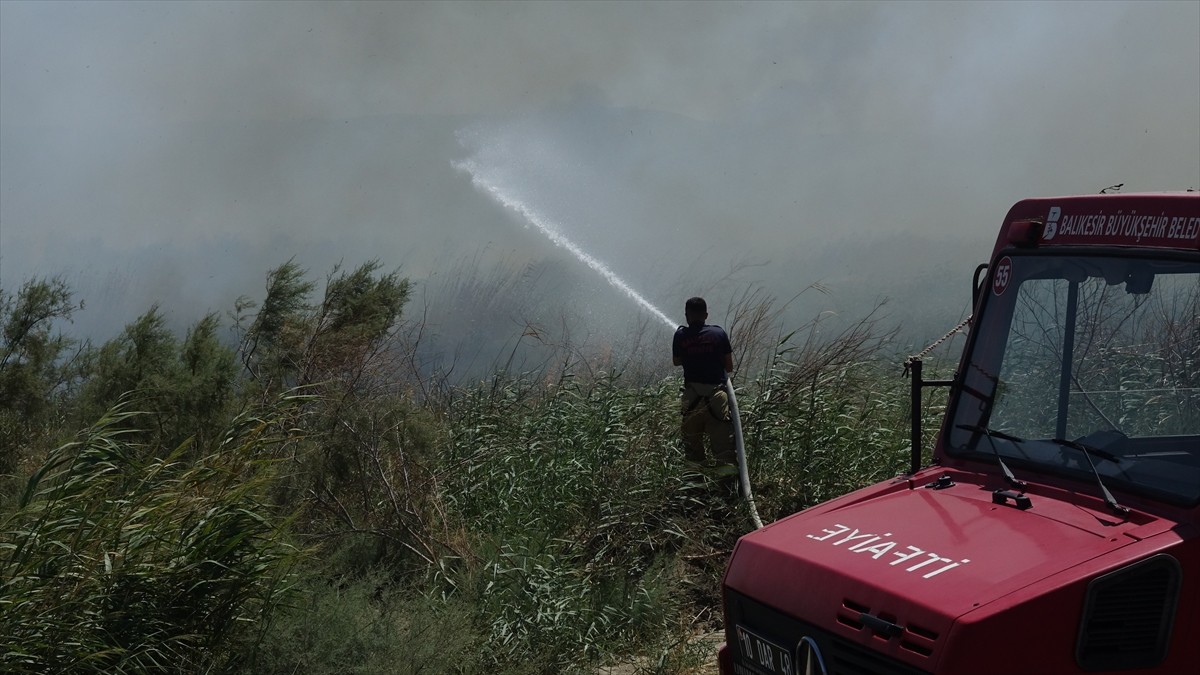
[726, 589, 930, 675]
[837, 598, 940, 659]
[1076, 554, 1181, 671]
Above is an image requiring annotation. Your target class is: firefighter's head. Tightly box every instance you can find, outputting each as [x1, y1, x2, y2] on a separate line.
[684, 297, 707, 327]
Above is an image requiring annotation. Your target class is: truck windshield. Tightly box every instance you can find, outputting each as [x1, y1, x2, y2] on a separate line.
[946, 253, 1200, 506]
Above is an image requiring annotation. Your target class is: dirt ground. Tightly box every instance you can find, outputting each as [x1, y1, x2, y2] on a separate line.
[597, 631, 723, 675]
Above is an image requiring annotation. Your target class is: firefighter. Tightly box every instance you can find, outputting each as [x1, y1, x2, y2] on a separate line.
[672, 296, 735, 471]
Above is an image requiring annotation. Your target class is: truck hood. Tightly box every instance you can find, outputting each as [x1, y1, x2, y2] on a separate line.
[725, 474, 1166, 643]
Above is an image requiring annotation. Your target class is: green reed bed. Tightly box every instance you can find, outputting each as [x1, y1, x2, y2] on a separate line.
[439, 373, 695, 670]
[2, 268, 953, 673]
[0, 405, 300, 674]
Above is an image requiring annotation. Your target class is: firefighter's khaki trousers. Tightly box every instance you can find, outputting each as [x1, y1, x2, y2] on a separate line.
[680, 382, 735, 465]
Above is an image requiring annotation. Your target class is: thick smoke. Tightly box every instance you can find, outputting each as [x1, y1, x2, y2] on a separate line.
[2, 1, 1197, 361]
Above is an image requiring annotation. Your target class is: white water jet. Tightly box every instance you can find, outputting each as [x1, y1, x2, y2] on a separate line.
[454, 158, 677, 331]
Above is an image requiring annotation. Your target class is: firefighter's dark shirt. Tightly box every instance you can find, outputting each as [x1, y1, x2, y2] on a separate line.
[672, 324, 732, 384]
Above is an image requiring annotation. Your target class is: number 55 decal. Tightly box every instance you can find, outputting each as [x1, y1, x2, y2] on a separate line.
[993, 256, 1013, 296]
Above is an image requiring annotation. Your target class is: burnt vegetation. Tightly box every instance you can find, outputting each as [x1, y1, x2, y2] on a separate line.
[0, 262, 946, 674]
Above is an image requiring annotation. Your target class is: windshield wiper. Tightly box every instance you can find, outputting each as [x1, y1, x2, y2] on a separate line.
[956, 424, 1027, 490]
[1051, 438, 1129, 516]
[1053, 436, 1122, 463]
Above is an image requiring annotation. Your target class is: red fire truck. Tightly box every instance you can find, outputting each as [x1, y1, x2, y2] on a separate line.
[719, 193, 1200, 674]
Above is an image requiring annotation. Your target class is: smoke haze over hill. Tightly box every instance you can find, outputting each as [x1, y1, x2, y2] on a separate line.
[2, 1, 1198, 368]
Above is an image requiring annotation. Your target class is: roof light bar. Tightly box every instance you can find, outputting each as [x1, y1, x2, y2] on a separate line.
[1007, 219, 1044, 248]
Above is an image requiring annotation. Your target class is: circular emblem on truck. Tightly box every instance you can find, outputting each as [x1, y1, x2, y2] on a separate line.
[993, 256, 1013, 296]
[797, 636, 828, 675]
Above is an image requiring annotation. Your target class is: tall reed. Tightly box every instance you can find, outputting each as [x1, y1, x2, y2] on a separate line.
[0, 402, 301, 673]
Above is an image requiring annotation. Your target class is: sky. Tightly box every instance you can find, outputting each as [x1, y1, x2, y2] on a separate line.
[2, 1, 1198, 367]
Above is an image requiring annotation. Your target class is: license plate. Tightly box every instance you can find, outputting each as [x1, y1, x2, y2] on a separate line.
[734, 625, 795, 675]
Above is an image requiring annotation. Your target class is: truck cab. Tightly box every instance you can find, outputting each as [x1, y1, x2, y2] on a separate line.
[720, 193, 1199, 675]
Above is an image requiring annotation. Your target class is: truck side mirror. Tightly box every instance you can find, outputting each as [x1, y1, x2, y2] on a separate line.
[972, 263, 989, 308]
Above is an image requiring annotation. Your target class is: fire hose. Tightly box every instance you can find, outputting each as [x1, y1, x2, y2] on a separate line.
[727, 375, 763, 529]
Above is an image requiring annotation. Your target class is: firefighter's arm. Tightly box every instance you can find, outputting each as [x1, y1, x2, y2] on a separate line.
[673, 355, 682, 367]
[723, 353, 733, 373]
